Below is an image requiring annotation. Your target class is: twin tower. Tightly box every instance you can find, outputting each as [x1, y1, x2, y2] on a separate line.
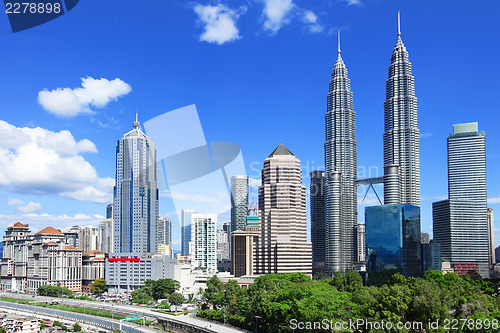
[324, 13, 420, 273]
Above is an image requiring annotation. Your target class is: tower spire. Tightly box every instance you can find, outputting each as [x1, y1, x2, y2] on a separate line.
[337, 30, 341, 54]
[397, 11, 401, 37]
[133, 112, 140, 131]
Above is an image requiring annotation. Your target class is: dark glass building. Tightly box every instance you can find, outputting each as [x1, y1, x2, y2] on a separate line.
[310, 171, 326, 275]
[365, 204, 421, 277]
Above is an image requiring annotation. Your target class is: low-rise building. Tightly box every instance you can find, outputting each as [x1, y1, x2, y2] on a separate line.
[0, 313, 40, 333]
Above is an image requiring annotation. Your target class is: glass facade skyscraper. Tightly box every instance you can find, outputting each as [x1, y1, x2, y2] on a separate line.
[324, 35, 357, 273]
[113, 118, 158, 254]
[383, 14, 420, 206]
[230, 175, 249, 233]
[310, 170, 326, 275]
[365, 204, 421, 277]
[181, 209, 197, 256]
[433, 122, 489, 277]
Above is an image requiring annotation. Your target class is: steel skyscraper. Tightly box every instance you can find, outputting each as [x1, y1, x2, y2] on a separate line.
[230, 175, 249, 233]
[383, 13, 420, 206]
[324, 32, 357, 273]
[113, 117, 158, 253]
[433, 122, 489, 277]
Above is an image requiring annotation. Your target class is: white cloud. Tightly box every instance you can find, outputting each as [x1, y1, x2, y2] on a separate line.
[260, 0, 295, 33]
[302, 10, 323, 33]
[488, 196, 500, 204]
[38, 77, 132, 117]
[420, 132, 433, 138]
[7, 198, 24, 206]
[194, 4, 244, 45]
[0, 212, 103, 234]
[346, 0, 361, 6]
[0, 119, 113, 203]
[16, 202, 42, 214]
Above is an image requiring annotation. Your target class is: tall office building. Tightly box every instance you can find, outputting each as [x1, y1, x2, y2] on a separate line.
[487, 208, 495, 266]
[113, 117, 159, 253]
[433, 122, 489, 277]
[383, 13, 420, 206]
[157, 217, 172, 253]
[324, 32, 357, 273]
[256, 144, 312, 275]
[181, 209, 197, 256]
[355, 224, 366, 263]
[310, 171, 326, 275]
[98, 219, 113, 254]
[231, 176, 249, 232]
[191, 214, 217, 272]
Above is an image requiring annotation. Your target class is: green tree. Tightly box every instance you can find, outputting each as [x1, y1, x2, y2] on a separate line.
[90, 278, 108, 295]
[0, 327, 6, 333]
[203, 275, 225, 309]
[152, 279, 180, 300]
[72, 322, 82, 332]
[131, 289, 152, 304]
[37, 285, 72, 297]
[53, 321, 68, 331]
[40, 321, 46, 330]
[168, 292, 184, 307]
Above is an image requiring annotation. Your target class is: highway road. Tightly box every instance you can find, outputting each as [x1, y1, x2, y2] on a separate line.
[0, 292, 248, 333]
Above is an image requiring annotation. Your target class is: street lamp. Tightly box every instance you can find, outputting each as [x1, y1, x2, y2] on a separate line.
[255, 315, 261, 333]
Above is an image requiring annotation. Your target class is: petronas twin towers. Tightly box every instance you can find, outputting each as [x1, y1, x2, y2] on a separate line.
[324, 14, 420, 273]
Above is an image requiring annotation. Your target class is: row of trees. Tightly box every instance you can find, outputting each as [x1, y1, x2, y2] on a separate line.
[198, 271, 500, 332]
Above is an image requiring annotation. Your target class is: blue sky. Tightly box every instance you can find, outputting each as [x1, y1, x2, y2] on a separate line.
[0, 0, 499, 251]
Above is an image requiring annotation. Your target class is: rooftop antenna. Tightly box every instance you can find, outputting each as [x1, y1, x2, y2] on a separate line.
[397, 11, 401, 37]
[337, 30, 341, 54]
[133, 111, 141, 130]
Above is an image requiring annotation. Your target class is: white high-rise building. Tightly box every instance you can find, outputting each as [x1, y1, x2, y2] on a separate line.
[191, 214, 217, 272]
[157, 216, 172, 253]
[433, 122, 489, 277]
[79, 226, 99, 254]
[98, 219, 113, 254]
[383, 13, 420, 207]
[324, 32, 357, 273]
[113, 117, 158, 253]
[256, 144, 312, 275]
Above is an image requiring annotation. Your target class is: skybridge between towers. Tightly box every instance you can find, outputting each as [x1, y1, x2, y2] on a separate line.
[355, 176, 384, 206]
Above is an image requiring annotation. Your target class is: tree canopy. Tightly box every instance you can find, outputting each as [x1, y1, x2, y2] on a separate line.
[197, 271, 500, 333]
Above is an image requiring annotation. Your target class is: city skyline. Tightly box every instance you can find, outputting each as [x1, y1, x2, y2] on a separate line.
[0, 1, 499, 251]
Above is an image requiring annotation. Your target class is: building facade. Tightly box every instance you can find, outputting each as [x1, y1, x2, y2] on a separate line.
[0, 222, 31, 292]
[487, 208, 495, 267]
[256, 144, 312, 275]
[98, 218, 113, 254]
[231, 225, 259, 278]
[230, 175, 249, 233]
[157, 216, 172, 253]
[82, 250, 105, 292]
[383, 14, 420, 206]
[191, 214, 217, 272]
[105, 253, 176, 293]
[324, 36, 357, 274]
[365, 204, 421, 277]
[113, 117, 158, 253]
[26, 227, 82, 293]
[422, 240, 441, 272]
[433, 122, 489, 277]
[181, 209, 197, 256]
[310, 171, 326, 275]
